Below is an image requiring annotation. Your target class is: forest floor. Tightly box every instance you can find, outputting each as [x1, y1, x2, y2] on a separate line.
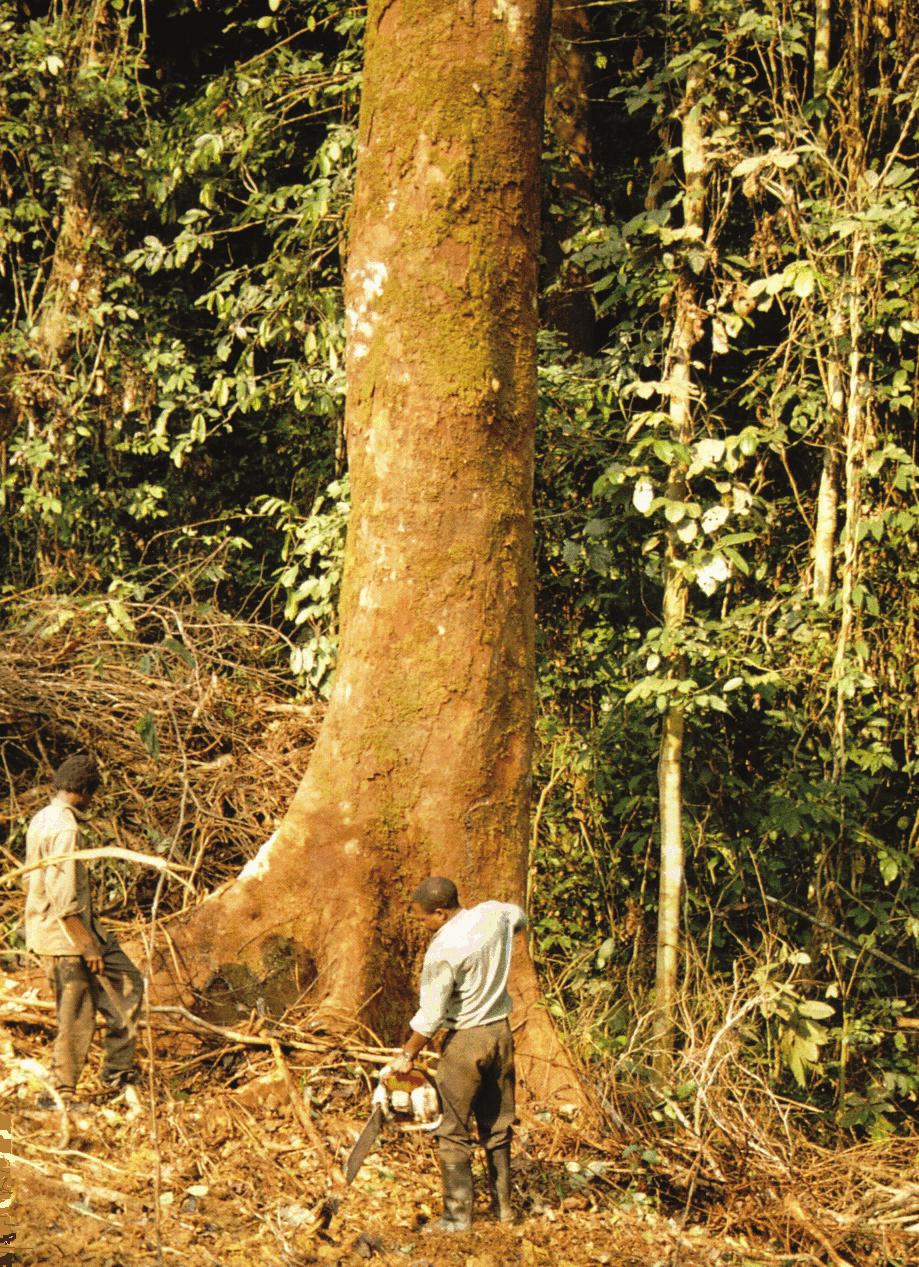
[4, 972, 917, 1267]
[2, 600, 917, 1265]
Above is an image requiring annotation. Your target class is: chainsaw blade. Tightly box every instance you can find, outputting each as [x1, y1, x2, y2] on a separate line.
[345, 1104, 384, 1185]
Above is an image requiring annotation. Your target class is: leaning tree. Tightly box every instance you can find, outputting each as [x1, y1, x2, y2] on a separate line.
[155, 0, 583, 1105]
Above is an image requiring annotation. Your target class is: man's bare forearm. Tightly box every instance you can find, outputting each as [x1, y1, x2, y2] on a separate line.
[59, 915, 103, 971]
[391, 1027, 432, 1071]
[403, 1029, 429, 1060]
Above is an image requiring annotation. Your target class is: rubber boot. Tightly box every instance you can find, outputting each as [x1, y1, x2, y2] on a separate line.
[486, 1146, 513, 1223]
[425, 1157, 473, 1233]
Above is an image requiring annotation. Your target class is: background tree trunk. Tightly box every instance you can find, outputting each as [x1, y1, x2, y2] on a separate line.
[542, 2, 596, 352]
[6, 0, 121, 575]
[651, 0, 707, 1085]
[153, 0, 585, 1108]
[810, 0, 841, 603]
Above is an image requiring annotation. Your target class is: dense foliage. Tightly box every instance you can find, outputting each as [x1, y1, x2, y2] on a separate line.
[1, 0, 916, 1132]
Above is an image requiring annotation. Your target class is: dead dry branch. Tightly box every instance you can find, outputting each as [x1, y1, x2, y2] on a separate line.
[0, 594, 322, 939]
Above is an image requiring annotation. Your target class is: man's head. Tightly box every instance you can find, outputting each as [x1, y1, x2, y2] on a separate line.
[52, 754, 100, 807]
[411, 876, 460, 932]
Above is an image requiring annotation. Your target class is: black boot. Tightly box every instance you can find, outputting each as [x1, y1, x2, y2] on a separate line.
[425, 1157, 473, 1233]
[486, 1146, 513, 1223]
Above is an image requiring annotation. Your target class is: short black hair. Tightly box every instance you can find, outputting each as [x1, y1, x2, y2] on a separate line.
[52, 754, 100, 795]
[412, 876, 459, 913]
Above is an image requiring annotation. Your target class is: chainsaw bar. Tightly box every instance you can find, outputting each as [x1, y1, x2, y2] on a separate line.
[345, 1104, 384, 1185]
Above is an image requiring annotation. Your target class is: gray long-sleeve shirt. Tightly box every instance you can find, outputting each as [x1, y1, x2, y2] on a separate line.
[24, 800, 97, 955]
[410, 900, 527, 1037]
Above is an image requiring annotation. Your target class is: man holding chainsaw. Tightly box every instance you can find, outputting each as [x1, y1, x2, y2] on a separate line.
[392, 876, 527, 1233]
[24, 754, 144, 1104]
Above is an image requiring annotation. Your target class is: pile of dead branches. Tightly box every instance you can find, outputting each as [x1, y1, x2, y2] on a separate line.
[0, 592, 322, 925]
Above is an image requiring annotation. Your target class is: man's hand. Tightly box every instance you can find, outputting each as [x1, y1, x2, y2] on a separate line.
[75, 928, 103, 974]
[391, 1029, 428, 1073]
[61, 915, 104, 974]
[81, 941, 104, 975]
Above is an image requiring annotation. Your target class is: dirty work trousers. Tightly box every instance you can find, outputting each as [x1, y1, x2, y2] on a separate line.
[41, 936, 144, 1092]
[435, 1018, 516, 1163]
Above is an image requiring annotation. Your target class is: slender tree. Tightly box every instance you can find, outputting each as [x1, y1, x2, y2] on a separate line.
[5, 0, 133, 575]
[651, 0, 708, 1084]
[809, 0, 842, 603]
[155, 0, 584, 1105]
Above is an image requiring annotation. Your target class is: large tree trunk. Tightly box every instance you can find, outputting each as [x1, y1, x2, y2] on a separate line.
[154, 0, 584, 1108]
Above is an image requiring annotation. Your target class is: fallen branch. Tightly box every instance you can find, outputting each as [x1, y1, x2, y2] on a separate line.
[146, 1004, 424, 1068]
[784, 1196, 856, 1267]
[2, 847, 196, 897]
[267, 1038, 336, 1170]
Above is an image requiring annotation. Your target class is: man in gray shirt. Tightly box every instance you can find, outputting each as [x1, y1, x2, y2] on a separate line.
[393, 876, 527, 1232]
[25, 754, 143, 1103]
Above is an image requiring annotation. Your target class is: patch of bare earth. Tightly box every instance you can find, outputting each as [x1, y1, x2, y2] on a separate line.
[4, 981, 917, 1267]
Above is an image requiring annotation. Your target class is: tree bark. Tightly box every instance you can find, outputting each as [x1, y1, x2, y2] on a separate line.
[154, 0, 585, 1108]
[812, 458, 839, 603]
[812, 305, 844, 603]
[831, 236, 867, 780]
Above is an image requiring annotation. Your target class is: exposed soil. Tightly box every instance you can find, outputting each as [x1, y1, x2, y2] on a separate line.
[5, 978, 917, 1267]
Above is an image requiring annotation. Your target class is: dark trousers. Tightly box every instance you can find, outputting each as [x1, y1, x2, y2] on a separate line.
[41, 936, 144, 1091]
[435, 1018, 515, 1164]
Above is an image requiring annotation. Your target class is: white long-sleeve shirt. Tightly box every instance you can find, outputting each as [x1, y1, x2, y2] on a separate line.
[24, 800, 98, 955]
[410, 900, 527, 1037]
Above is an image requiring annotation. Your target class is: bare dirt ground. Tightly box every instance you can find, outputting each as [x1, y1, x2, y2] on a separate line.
[5, 983, 917, 1267]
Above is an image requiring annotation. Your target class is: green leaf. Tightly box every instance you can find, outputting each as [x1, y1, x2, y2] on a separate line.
[793, 266, 815, 298]
[136, 712, 160, 760]
[786, 1047, 805, 1087]
[771, 149, 799, 170]
[722, 545, 750, 575]
[162, 637, 196, 667]
[731, 154, 765, 177]
[797, 1001, 835, 1020]
[704, 695, 729, 713]
[878, 849, 899, 883]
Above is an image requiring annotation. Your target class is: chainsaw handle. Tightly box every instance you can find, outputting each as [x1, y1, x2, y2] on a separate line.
[376, 1065, 441, 1128]
[399, 1114, 443, 1133]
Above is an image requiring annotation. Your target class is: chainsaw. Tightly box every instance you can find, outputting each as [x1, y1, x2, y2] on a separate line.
[344, 1065, 442, 1185]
